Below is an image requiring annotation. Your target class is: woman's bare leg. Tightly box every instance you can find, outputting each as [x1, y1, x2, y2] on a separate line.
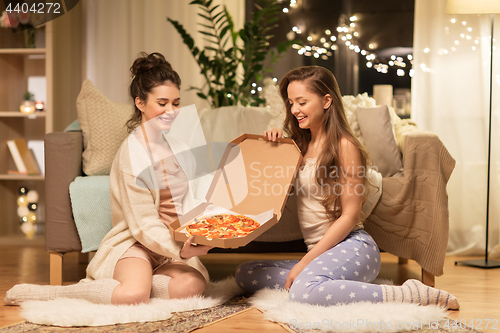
[112, 257, 153, 305]
[153, 261, 206, 299]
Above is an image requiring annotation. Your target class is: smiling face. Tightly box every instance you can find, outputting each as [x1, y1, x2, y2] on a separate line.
[287, 80, 331, 135]
[136, 81, 181, 130]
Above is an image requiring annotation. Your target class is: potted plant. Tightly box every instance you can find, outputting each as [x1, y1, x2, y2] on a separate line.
[168, 0, 295, 108]
[1, 10, 45, 48]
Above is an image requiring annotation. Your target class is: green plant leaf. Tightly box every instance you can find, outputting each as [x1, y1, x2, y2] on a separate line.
[266, 16, 279, 24]
[198, 13, 214, 22]
[219, 25, 231, 40]
[224, 7, 236, 44]
[209, 4, 220, 14]
[197, 92, 208, 100]
[198, 30, 218, 38]
[213, 11, 225, 24]
[168, 0, 294, 108]
[204, 46, 219, 53]
[167, 18, 195, 50]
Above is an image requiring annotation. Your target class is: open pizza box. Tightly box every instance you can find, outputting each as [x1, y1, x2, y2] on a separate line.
[168, 133, 303, 248]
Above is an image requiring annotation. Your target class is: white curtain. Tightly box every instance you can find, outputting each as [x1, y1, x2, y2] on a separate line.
[412, 0, 500, 257]
[83, 0, 245, 113]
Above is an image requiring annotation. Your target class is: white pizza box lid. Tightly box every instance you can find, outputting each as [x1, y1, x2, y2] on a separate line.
[168, 133, 302, 248]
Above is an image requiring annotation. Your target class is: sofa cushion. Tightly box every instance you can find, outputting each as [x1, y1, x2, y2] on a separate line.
[342, 93, 379, 147]
[77, 80, 133, 175]
[200, 105, 273, 143]
[357, 105, 403, 177]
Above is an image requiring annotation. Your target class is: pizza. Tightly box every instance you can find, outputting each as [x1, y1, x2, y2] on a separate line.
[185, 214, 260, 239]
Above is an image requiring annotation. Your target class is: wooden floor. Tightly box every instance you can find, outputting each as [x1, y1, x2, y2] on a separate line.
[1, 236, 500, 332]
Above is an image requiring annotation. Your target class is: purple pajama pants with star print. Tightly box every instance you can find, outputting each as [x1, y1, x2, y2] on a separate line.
[235, 229, 384, 306]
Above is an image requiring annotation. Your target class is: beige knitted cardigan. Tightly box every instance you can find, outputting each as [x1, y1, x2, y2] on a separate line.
[85, 132, 209, 282]
[363, 120, 456, 277]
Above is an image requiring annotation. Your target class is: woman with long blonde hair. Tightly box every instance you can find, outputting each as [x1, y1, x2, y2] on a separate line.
[236, 66, 459, 309]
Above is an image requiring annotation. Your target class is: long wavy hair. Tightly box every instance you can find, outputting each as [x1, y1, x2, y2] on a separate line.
[279, 66, 370, 221]
[126, 52, 182, 133]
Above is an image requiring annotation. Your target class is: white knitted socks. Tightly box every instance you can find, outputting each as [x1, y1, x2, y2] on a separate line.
[382, 279, 459, 310]
[151, 274, 171, 299]
[4, 278, 120, 305]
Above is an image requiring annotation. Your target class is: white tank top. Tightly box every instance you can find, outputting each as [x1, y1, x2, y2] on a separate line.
[296, 158, 364, 251]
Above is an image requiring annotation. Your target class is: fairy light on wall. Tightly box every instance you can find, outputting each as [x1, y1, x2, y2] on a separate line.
[419, 16, 485, 75]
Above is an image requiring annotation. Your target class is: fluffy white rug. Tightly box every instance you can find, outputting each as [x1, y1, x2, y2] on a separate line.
[19, 276, 449, 331]
[249, 288, 449, 333]
[20, 276, 244, 327]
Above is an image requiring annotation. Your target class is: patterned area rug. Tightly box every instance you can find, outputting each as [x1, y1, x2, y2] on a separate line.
[0, 297, 250, 333]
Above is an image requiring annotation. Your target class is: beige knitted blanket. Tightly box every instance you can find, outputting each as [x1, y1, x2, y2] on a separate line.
[364, 123, 456, 277]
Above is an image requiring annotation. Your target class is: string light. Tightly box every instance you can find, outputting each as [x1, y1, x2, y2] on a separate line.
[417, 16, 486, 75]
[280, 2, 412, 75]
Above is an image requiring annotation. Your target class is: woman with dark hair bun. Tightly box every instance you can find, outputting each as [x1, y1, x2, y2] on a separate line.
[126, 52, 182, 133]
[5, 52, 212, 306]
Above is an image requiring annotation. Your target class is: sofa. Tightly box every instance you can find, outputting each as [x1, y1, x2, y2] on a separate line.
[44, 81, 455, 286]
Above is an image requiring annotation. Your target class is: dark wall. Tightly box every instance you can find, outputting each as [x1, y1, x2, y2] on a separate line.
[245, 0, 414, 96]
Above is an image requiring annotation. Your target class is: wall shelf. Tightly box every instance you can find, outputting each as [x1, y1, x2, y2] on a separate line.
[0, 111, 46, 118]
[0, 174, 45, 181]
[0, 23, 52, 237]
[0, 48, 46, 54]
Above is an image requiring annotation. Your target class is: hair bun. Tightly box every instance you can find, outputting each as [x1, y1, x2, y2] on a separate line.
[131, 52, 173, 77]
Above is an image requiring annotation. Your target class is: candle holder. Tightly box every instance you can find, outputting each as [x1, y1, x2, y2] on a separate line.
[34, 100, 45, 111]
[20, 91, 36, 114]
[20, 100, 36, 114]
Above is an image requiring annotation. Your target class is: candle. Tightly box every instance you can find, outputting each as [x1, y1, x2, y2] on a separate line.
[373, 85, 393, 107]
[35, 101, 44, 111]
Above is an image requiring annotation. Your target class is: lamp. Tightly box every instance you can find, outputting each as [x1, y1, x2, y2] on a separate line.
[447, 0, 500, 268]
